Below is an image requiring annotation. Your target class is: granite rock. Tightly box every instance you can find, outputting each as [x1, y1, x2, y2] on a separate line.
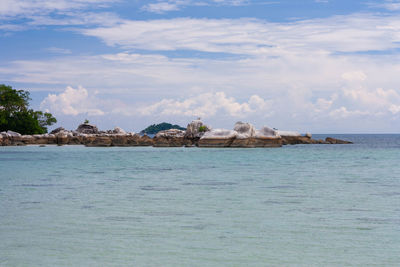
[198, 129, 237, 147]
[76, 123, 99, 134]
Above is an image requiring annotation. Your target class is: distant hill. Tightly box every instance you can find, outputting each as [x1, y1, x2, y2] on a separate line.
[140, 122, 186, 135]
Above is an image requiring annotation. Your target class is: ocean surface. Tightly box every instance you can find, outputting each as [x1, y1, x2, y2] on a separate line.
[1, 134, 399, 266]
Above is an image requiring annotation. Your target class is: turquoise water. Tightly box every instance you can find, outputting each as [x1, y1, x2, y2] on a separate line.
[1, 135, 400, 266]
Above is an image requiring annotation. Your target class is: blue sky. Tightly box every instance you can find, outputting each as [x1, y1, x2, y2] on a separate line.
[1, 0, 400, 133]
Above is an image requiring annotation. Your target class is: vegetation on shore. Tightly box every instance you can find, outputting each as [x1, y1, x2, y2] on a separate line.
[140, 122, 186, 135]
[0, 84, 57, 134]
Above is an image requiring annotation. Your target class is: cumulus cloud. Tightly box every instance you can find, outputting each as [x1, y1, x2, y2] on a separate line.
[137, 92, 271, 118]
[329, 107, 370, 119]
[389, 104, 400, 114]
[343, 87, 400, 112]
[40, 86, 104, 116]
[342, 71, 367, 82]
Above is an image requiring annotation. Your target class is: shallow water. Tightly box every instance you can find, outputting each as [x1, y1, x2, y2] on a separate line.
[1, 135, 400, 266]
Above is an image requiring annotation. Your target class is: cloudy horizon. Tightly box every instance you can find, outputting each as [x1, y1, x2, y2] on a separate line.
[1, 0, 400, 133]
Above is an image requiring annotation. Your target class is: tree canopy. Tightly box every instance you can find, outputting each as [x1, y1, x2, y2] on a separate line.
[140, 122, 186, 135]
[0, 84, 57, 134]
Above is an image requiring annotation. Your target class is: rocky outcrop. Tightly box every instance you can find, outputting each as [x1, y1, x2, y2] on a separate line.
[251, 126, 282, 147]
[85, 135, 112, 147]
[185, 120, 210, 139]
[231, 123, 282, 148]
[76, 123, 99, 134]
[113, 127, 126, 134]
[0, 123, 353, 147]
[138, 135, 154, 146]
[153, 129, 190, 147]
[281, 135, 313, 145]
[257, 126, 277, 137]
[198, 129, 237, 147]
[274, 130, 313, 145]
[325, 137, 353, 144]
[230, 122, 256, 147]
[276, 130, 301, 137]
[50, 127, 65, 134]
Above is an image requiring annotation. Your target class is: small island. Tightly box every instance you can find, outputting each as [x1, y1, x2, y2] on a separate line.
[0, 84, 352, 147]
[140, 122, 186, 135]
[0, 120, 352, 147]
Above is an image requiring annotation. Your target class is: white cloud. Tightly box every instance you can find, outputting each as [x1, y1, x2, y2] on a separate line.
[0, 0, 122, 30]
[329, 107, 370, 119]
[314, 94, 337, 112]
[40, 86, 105, 116]
[343, 87, 400, 112]
[369, 0, 400, 11]
[0, 0, 118, 18]
[82, 14, 400, 55]
[2, 10, 400, 132]
[142, 0, 250, 13]
[142, 1, 186, 13]
[137, 92, 271, 118]
[342, 71, 367, 82]
[389, 104, 400, 114]
[46, 47, 72, 54]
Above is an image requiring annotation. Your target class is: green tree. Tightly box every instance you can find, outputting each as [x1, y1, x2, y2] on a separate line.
[140, 122, 186, 135]
[0, 84, 57, 134]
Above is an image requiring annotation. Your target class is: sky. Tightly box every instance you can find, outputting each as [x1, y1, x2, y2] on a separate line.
[1, 0, 400, 133]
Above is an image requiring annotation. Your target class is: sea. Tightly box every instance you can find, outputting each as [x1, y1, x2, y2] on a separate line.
[0, 134, 399, 266]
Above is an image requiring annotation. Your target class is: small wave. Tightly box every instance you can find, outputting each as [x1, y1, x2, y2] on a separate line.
[182, 181, 237, 186]
[103, 216, 142, 222]
[140, 186, 180, 191]
[15, 184, 64, 187]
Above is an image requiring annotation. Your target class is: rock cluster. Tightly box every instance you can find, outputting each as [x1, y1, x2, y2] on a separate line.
[0, 121, 353, 147]
[184, 119, 211, 139]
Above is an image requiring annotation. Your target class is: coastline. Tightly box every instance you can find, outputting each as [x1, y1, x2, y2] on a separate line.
[1, 120, 352, 147]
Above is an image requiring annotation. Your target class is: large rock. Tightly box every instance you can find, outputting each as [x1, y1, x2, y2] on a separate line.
[5, 131, 24, 145]
[256, 126, 277, 137]
[251, 127, 282, 147]
[50, 127, 65, 134]
[325, 137, 353, 144]
[21, 135, 35, 144]
[281, 136, 312, 145]
[153, 129, 189, 147]
[76, 123, 99, 134]
[198, 129, 237, 147]
[233, 121, 255, 138]
[276, 130, 301, 137]
[55, 131, 73, 145]
[85, 136, 112, 147]
[109, 133, 140, 146]
[6, 130, 21, 137]
[276, 130, 311, 145]
[138, 135, 154, 146]
[185, 120, 210, 139]
[230, 122, 256, 147]
[112, 127, 126, 135]
[33, 134, 57, 145]
[231, 123, 282, 148]
[125, 133, 142, 146]
[1, 134, 10, 146]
